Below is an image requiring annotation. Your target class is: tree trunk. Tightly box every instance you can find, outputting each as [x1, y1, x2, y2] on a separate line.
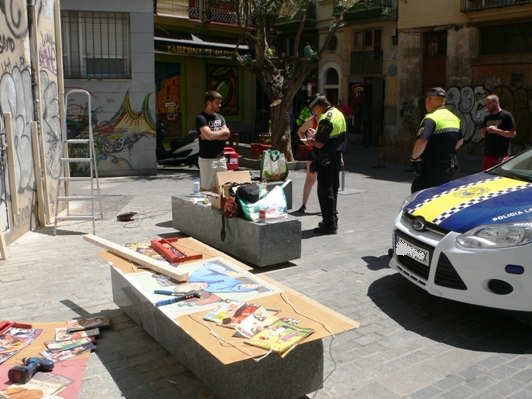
[270, 100, 294, 161]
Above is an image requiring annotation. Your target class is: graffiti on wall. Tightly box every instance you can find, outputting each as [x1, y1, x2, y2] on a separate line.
[446, 85, 532, 152]
[66, 90, 156, 174]
[1, 0, 29, 39]
[0, 0, 63, 232]
[0, 0, 33, 232]
[398, 85, 532, 157]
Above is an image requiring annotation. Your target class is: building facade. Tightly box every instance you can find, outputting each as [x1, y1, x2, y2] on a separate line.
[61, 0, 157, 176]
[0, 0, 63, 243]
[154, 0, 259, 145]
[396, 0, 532, 159]
[316, 0, 398, 147]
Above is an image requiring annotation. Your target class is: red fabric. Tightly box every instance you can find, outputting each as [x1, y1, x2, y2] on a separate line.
[482, 155, 502, 170]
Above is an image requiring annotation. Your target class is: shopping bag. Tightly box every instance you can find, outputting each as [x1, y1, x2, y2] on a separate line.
[240, 185, 287, 222]
[237, 185, 269, 221]
[260, 149, 288, 182]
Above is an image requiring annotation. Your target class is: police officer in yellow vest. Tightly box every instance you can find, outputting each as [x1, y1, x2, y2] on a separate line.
[410, 87, 464, 193]
[307, 94, 347, 235]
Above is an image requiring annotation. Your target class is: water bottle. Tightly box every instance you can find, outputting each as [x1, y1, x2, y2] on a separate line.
[193, 178, 200, 195]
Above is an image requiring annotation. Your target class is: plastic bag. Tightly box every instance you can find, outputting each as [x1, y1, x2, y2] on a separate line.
[260, 149, 288, 182]
[240, 185, 287, 222]
[237, 185, 268, 221]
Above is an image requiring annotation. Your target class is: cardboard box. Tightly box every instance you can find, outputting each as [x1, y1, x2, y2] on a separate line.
[210, 170, 252, 209]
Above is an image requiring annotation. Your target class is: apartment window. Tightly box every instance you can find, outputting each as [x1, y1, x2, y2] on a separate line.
[61, 11, 131, 79]
[350, 29, 383, 75]
[353, 29, 382, 52]
[424, 31, 447, 57]
[479, 22, 532, 55]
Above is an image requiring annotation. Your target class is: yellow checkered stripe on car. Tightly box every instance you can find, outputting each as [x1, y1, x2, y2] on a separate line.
[411, 177, 531, 224]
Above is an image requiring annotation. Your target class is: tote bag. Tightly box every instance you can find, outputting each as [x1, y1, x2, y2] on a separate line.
[260, 149, 288, 182]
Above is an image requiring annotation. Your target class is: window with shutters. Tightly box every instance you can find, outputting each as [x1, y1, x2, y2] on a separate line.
[61, 11, 131, 79]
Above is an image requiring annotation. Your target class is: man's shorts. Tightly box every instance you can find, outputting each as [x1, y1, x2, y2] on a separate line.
[198, 156, 227, 191]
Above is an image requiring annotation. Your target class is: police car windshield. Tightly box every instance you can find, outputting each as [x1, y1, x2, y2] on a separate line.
[490, 148, 532, 183]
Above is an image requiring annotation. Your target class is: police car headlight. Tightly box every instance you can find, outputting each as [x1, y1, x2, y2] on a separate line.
[456, 223, 532, 248]
[400, 190, 423, 211]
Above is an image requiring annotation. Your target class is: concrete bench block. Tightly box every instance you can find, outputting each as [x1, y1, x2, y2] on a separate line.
[111, 266, 324, 399]
[172, 196, 301, 267]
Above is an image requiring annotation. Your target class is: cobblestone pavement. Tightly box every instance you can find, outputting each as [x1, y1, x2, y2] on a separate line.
[1, 145, 531, 399]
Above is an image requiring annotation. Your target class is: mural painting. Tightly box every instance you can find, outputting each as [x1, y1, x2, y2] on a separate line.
[206, 64, 239, 117]
[156, 62, 181, 138]
[66, 90, 156, 175]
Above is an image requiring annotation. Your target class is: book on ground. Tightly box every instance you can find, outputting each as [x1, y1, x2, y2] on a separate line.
[0, 374, 66, 397]
[245, 319, 314, 356]
[45, 337, 95, 352]
[41, 342, 96, 362]
[55, 327, 99, 342]
[0, 327, 43, 365]
[66, 316, 110, 332]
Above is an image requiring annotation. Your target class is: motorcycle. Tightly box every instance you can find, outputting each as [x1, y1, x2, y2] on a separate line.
[156, 120, 199, 167]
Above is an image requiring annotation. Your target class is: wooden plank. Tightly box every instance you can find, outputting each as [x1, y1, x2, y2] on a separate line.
[31, 122, 46, 226]
[4, 113, 19, 215]
[0, 230, 7, 259]
[83, 234, 188, 282]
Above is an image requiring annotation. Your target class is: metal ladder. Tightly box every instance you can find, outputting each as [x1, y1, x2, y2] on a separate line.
[54, 89, 103, 235]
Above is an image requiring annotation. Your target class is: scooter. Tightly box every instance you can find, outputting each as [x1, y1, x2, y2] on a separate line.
[156, 120, 199, 167]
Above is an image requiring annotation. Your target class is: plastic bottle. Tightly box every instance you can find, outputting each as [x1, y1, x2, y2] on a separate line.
[193, 178, 200, 194]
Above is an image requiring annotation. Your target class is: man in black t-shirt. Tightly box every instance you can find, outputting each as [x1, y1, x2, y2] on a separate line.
[480, 94, 516, 170]
[195, 90, 231, 191]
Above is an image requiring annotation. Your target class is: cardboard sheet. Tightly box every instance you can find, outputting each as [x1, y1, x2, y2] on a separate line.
[101, 236, 360, 365]
[0, 322, 90, 399]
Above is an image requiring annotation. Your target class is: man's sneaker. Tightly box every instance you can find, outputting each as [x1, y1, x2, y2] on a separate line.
[313, 226, 337, 235]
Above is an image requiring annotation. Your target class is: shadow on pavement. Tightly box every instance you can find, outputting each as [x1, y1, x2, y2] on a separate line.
[361, 254, 391, 271]
[367, 273, 532, 354]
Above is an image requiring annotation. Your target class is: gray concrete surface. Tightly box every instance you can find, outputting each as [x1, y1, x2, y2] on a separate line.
[1, 145, 532, 399]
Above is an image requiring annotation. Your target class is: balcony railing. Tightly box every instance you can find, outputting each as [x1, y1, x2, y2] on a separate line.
[334, 0, 395, 21]
[461, 0, 532, 12]
[350, 49, 383, 75]
[274, 3, 316, 31]
[188, 0, 239, 24]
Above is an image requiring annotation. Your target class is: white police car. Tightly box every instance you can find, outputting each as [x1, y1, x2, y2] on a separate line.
[389, 148, 532, 311]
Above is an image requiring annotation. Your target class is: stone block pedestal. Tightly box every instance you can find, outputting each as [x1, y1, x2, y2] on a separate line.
[172, 196, 301, 267]
[110, 265, 325, 399]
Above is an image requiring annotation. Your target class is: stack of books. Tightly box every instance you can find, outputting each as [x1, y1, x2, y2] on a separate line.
[40, 316, 110, 362]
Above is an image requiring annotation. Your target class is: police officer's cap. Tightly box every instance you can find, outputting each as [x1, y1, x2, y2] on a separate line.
[308, 93, 326, 109]
[426, 87, 446, 98]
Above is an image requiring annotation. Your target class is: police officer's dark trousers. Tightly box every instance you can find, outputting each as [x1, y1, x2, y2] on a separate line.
[316, 152, 342, 229]
[411, 162, 453, 193]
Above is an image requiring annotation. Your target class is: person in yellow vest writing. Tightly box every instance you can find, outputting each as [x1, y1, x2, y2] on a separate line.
[306, 94, 347, 235]
[410, 87, 464, 193]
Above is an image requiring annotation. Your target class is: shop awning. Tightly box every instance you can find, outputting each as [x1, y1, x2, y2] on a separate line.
[154, 34, 249, 58]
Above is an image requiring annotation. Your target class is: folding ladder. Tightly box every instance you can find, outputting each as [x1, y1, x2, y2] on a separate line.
[54, 89, 103, 235]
